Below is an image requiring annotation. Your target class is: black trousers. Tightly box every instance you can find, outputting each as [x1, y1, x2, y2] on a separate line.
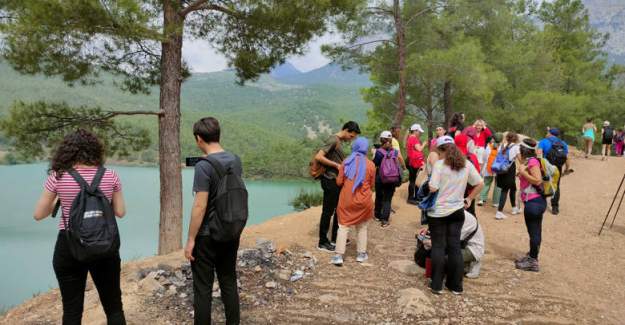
[375, 181, 396, 221]
[551, 166, 563, 209]
[191, 236, 240, 325]
[407, 165, 420, 201]
[524, 197, 547, 259]
[428, 209, 465, 292]
[53, 232, 125, 325]
[319, 177, 340, 245]
[498, 186, 517, 212]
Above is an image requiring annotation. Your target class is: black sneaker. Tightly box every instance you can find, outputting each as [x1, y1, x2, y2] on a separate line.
[317, 242, 335, 253]
[406, 199, 419, 206]
[551, 207, 559, 215]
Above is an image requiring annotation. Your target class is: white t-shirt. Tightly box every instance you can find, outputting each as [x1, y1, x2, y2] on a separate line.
[500, 143, 520, 161]
[429, 160, 482, 218]
[462, 211, 484, 261]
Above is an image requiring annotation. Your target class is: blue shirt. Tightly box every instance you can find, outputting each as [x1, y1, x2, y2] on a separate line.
[538, 137, 568, 156]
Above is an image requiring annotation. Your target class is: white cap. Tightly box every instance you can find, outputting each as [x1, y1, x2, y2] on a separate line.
[380, 131, 393, 139]
[436, 135, 455, 148]
[410, 123, 424, 133]
[604, 120, 610, 126]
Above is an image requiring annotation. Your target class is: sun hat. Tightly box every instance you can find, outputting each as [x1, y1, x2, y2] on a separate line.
[436, 135, 454, 148]
[380, 131, 393, 139]
[410, 124, 425, 133]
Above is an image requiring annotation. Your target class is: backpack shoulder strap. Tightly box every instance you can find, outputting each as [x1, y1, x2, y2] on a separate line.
[68, 168, 89, 189]
[464, 223, 479, 243]
[89, 166, 106, 191]
[202, 155, 227, 179]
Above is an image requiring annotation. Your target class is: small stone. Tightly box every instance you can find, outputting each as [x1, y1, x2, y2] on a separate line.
[139, 276, 164, 293]
[290, 270, 304, 282]
[179, 293, 187, 298]
[265, 281, 277, 289]
[175, 270, 184, 280]
[254, 266, 262, 272]
[256, 238, 276, 256]
[278, 269, 291, 281]
[318, 294, 339, 303]
[388, 260, 423, 276]
[212, 289, 221, 298]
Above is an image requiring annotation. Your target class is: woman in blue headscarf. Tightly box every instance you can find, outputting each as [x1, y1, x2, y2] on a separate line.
[331, 137, 376, 266]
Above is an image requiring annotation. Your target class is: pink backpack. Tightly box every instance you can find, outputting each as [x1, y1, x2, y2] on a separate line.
[378, 149, 401, 184]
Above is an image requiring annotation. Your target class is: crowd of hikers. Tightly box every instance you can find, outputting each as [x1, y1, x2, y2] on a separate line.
[29, 113, 623, 324]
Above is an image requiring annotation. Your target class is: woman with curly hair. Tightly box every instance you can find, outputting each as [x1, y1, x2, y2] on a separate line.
[33, 129, 127, 325]
[428, 136, 484, 295]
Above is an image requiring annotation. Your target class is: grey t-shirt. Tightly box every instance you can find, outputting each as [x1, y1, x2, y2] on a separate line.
[193, 151, 243, 236]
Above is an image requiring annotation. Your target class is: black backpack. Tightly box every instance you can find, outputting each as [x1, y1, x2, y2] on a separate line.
[604, 127, 614, 141]
[546, 139, 567, 168]
[53, 167, 120, 262]
[202, 156, 249, 242]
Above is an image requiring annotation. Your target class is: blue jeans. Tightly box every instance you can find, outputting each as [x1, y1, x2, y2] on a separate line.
[524, 197, 547, 259]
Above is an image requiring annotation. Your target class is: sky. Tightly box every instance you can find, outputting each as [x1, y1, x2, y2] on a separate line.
[182, 32, 342, 73]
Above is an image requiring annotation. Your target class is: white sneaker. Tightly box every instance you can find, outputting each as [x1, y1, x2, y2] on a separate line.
[495, 211, 507, 220]
[477, 200, 484, 206]
[511, 207, 521, 215]
[492, 203, 499, 208]
[356, 252, 369, 263]
[465, 260, 481, 279]
[330, 254, 343, 266]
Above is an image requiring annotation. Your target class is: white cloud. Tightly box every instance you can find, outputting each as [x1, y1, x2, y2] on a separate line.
[182, 32, 342, 73]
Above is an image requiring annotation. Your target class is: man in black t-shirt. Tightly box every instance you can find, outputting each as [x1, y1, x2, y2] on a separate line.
[313, 121, 361, 252]
[185, 117, 242, 325]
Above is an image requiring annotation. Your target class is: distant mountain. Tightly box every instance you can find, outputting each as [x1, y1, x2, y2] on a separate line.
[583, 0, 625, 64]
[273, 63, 371, 87]
[269, 62, 302, 79]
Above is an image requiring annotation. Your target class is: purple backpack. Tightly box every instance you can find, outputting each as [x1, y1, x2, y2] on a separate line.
[378, 149, 401, 184]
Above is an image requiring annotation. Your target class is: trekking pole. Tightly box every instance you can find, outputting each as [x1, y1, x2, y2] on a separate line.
[609, 179, 625, 229]
[599, 173, 625, 236]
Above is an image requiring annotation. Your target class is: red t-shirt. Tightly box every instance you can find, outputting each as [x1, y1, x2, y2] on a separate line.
[406, 135, 424, 168]
[44, 167, 122, 230]
[474, 128, 493, 148]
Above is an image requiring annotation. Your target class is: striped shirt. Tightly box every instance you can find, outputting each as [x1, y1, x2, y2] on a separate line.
[44, 167, 122, 230]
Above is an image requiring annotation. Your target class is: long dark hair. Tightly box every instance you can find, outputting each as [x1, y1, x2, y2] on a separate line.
[449, 113, 465, 131]
[438, 143, 466, 171]
[50, 129, 104, 176]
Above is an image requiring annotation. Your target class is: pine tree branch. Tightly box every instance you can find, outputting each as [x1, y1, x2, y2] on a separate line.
[102, 110, 164, 118]
[180, 1, 242, 18]
[348, 39, 393, 49]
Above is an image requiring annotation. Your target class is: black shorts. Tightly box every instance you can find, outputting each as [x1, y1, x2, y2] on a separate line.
[603, 138, 613, 145]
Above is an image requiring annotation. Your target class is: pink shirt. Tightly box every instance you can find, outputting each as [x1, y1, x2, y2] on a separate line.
[406, 135, 424, 168]
[520, 158, 542, 202]
[44, 167, 122, 230]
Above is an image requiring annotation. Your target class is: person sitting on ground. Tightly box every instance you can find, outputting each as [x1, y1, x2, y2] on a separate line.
[34, 129, 127, 325]
[406, 124, 426, 204]
[428, 136, 484, 295]
[495, 132, 521, 220]
[374, 131, 405, 228]
[478, 133, 503, 207]
[601, 121, 614, 161]
[516, 138, 548, 272]
[185, 117, 245, 325]
[418, 210, 485, 279]
[537, 128, 569, 215]
[313, 121, 361, 252]
[331, 137, 376, 266]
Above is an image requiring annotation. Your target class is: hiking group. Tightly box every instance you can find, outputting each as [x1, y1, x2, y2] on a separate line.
[310, 113, 578, 296]
[582, 118, 625, 160]
[30, 112, 615, 324]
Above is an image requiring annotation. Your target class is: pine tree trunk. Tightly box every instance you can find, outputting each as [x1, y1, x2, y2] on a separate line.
[443, 80, 453, 127]
[393, 0, 406, 127]
[157, 1, 184, 255]
[426, 88, 434, 143]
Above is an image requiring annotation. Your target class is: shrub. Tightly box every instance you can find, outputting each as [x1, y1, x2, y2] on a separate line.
[290, 189, 324, 211]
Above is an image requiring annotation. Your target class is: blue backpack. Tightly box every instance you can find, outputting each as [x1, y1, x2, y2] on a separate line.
[491, 145, 512, 175]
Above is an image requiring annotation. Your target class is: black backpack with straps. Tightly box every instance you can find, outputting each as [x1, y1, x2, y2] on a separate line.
[201, 156, 249, 242]
[53, 167, 120, 262]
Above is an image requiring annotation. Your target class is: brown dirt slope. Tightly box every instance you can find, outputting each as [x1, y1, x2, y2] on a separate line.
[3, 155, 625, 324]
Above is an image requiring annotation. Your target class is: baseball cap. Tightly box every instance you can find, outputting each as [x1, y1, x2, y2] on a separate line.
[380, 131, 393, 139]
[493, 132, 504, 143]
[604, 121, 610, 127]
[549, 128, 560, 136]
[410, 123, 424, 133]
[436, 135, 454, 148]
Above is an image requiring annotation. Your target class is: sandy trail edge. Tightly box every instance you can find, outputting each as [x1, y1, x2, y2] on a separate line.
[2, 155, 625, 324]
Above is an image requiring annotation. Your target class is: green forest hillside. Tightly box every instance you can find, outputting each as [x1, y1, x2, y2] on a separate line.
[0, 62, 370, 178]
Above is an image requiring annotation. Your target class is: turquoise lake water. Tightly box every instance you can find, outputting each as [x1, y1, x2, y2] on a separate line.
[0, 163, 317, 309]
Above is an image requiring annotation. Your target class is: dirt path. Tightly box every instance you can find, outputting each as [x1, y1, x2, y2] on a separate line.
[3, 155, 625, 324]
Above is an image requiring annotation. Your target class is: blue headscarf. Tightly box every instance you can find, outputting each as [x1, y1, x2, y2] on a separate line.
[343, 137, 369, 193]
